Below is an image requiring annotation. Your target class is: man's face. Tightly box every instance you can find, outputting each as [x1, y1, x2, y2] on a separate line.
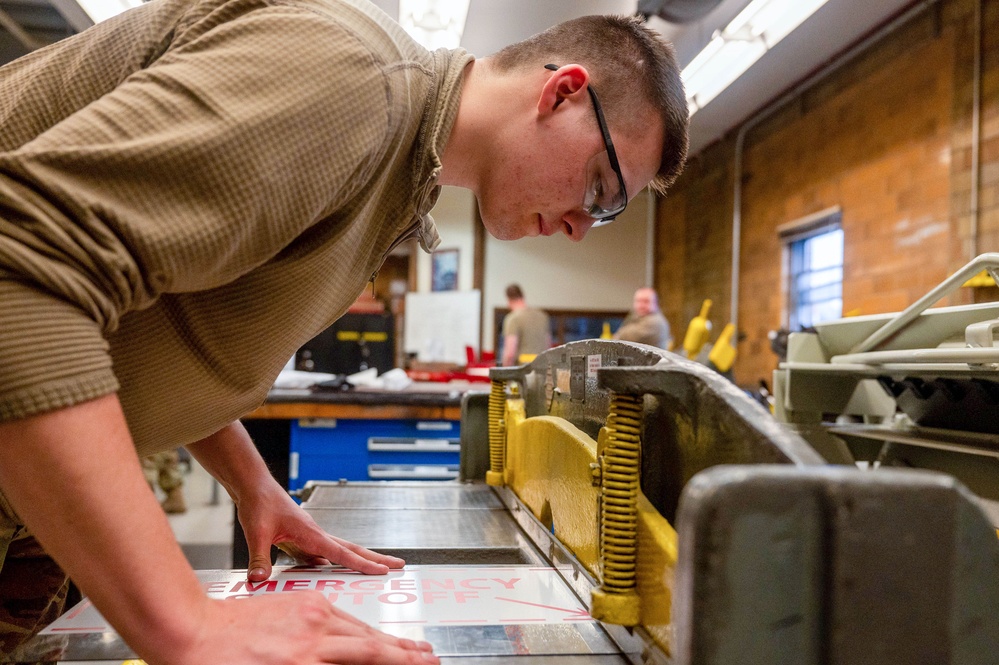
[633, 290, 655, 317]
[476, 85, 663, 243]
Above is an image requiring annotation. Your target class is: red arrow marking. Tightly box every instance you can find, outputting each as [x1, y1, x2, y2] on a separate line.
[50, 627, 107, 632]
[494, 597, 591, 619]
[63, 599, 93, 620]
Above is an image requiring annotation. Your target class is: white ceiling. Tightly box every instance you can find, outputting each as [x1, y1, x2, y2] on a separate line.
[371, 0, 919, 156]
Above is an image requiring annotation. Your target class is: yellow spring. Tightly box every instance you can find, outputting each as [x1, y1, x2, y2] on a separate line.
[487, 379, 507, 476]
[601, 393, 642, 593]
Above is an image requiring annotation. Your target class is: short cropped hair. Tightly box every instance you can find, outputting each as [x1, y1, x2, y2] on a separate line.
[505, 284, 524, 300]
[491, 15, 689, 194]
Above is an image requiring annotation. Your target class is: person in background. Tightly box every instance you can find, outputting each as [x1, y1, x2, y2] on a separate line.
[501, 284, 552, 366]
[614, 287, 673, 349]
[142, 450, 188, 514]
[0, 0, 689, 661]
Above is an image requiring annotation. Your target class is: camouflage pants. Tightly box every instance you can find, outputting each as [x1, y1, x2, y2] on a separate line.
[0, 490, 70, 657]
[142, 449, 183, 493]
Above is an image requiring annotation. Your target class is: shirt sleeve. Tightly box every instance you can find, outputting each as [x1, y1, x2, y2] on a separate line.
[0, 6, 396, 421]
[502, 312, 517, 338]
[614, 315, 659, 346]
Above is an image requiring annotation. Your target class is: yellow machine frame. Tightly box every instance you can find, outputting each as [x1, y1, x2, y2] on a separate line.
[486, 378, 678, 654]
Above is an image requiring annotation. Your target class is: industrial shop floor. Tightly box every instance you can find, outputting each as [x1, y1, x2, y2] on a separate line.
[161, 457, 234, 569]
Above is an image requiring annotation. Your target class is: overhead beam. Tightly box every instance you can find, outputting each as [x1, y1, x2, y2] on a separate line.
[49, 0, 93, 33]
[0, 6, 45, 51]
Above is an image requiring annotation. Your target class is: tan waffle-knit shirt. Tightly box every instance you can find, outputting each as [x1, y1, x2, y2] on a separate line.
[0, 0, 472, 456]
[502, 307, 550, 358]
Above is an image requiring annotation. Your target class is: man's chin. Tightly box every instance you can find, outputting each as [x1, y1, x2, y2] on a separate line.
[482, 218, 529, 241]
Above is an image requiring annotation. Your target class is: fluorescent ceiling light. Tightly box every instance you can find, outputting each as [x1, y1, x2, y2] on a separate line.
[398, 0, 470, 50]
[75, 0, 144, 24]
[682, 0, 830, 116]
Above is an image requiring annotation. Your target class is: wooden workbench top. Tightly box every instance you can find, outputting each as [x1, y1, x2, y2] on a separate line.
[244, 383, 484, 421]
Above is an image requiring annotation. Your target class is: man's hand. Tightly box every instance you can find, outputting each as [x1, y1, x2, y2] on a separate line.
[175, 592, 437, 665]
[183, 422, 405, 582]
[237, 481, 405, 581]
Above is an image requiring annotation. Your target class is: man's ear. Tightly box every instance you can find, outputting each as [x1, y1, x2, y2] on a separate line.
[537, 64, 590, 117]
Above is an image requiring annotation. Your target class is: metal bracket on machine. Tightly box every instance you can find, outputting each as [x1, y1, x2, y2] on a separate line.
[484, 340, 825, 656]
[775, 253, 999, 496]
[672, 464, 999, 665]
[483, 339, 999, 664]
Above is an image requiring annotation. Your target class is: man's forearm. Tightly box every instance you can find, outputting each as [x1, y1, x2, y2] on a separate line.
[0, 394, 206, 660]
[185, 421, 278, 505]
[502, 334, 519, 366]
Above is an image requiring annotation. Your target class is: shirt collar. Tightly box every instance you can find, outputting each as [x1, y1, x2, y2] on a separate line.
[413, 48, 474, 253]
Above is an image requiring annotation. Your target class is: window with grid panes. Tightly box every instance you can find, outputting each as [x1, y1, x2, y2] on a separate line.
[782, 211, 844, 330]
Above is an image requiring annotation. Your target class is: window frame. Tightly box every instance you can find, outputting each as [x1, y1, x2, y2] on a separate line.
[778, 207, 844, 331]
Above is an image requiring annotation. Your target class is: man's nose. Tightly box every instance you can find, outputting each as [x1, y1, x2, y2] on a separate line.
[561, 212, 596, 242]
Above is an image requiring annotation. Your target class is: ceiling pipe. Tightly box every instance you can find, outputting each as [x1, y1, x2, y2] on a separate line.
[0, 7, 45, 52]
[637, 0, 725, 24]
[49, 0, 96, 33]
[646, 189, 656, 288]
[729, 0, 940, 336]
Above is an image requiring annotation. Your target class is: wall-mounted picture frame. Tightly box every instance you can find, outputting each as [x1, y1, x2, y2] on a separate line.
[431, 248, 459, 292]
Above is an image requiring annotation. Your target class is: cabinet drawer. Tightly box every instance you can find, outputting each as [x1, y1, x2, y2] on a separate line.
[366, 437, 460, 453]
[290, 452, 368, 489]
[289, 417, 461, 483]
[367, 464, 459, 480]
[296, 418, 458, 437]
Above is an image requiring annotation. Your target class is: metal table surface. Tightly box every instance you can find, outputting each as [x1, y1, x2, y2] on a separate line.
[299, 482, 545, 566]
[8, 482, 637, 664]
[294, 482, 633, 662]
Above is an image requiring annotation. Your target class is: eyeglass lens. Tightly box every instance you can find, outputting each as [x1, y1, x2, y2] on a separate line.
[584, 150, 626, 219]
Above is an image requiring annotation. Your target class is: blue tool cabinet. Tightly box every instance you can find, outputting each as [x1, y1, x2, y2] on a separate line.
[289, 417, 461, 490]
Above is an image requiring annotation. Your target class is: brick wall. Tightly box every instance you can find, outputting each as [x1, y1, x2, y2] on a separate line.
[656, 0, 999, 387]
[657, 139, 733, 353]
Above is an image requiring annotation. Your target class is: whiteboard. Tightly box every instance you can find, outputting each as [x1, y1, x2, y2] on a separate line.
[404, 290, 481, 364]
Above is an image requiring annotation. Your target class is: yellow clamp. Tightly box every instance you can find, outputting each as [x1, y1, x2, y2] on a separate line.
[708, 322, 737, 372]
[683, 299, 713, 360]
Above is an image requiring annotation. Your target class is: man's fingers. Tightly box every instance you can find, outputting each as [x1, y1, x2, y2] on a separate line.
[325, 602, 373, 631]
[323, 605, 436, 653]
[320, 541, 391, 574]
[278, 536, 398, 574]
[246, 540, 274, 581]
[320, 635, 439, 664]
[330, 536, 405, 569]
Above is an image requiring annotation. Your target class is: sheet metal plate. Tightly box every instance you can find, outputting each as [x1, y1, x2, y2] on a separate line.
[9, 567, 624, 663]
[8, 656, 630, 664]
[10, 485, 629, 662]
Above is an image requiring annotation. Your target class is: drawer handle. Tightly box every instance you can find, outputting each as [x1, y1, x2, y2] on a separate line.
[367, 464, 459, 479]
[367, 437, 460, 452]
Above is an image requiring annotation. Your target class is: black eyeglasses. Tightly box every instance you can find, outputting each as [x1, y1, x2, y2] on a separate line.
[545, 64, 628, 225]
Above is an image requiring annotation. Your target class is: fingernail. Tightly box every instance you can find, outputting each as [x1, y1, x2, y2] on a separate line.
[249, 567, 266, 578]
[421, 653, 439, 663]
